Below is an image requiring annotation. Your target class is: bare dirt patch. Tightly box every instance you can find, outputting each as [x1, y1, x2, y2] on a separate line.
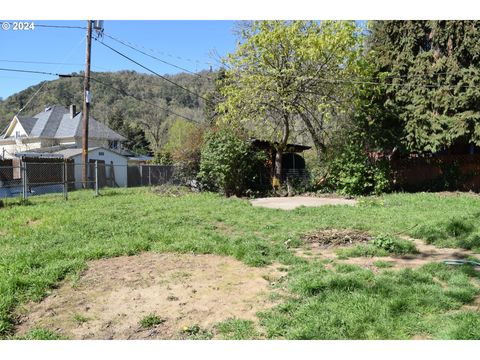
[302, 229, 371, 248]
[25, 219, 41, 227]
[296, 230, 480, 272]
[15, 253, 283, 340]
[250, 196, 357, 210]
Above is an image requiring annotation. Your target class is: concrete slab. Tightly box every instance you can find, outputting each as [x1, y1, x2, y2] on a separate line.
[250, 196, 357, 210]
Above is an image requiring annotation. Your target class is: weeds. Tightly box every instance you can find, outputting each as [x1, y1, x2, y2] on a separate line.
[13, 328, 66, 340]
[73, 313, 89, 325]
[180, 324, 213, 340]
[139, 314, 164, 329]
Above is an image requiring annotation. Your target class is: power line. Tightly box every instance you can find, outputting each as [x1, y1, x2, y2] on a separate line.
[0, 59, 111, 71]
[87, 75, 201, 124]
[0, 67, 67, 77]
[102, 32, 209, 78]
[25, 22, 213, 69]
[0, 68, 201, 123]
[34, 24, 87, 30]
[93, 37, 209, 102]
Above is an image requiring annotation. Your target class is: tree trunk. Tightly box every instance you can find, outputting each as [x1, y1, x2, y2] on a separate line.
[273, 114, 290, 194]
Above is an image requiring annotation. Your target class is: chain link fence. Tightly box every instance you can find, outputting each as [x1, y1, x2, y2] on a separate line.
[0, 161, 179, 201]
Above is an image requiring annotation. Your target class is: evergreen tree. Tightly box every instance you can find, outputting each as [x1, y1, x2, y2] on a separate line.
[368, 21, 480, 153]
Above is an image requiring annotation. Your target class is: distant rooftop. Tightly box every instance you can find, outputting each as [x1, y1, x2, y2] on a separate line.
[1, 105, 125, 141]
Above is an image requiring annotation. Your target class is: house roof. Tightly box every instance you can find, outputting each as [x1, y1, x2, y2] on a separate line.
[16, 117, 37, 135]
[53, 147, 101, 158]
[2, 105, 125, 141]
[53, 146, 127, 159]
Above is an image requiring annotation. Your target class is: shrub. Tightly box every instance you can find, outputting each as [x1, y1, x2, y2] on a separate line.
[324, 138, 391, 196]
[151, 150, 173, 165]
[198, 128, 267, 196]
[371, 235, 417, 255]
[171, 125, 205, 182]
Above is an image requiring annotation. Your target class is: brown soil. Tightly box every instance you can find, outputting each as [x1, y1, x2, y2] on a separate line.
[15, 253, 283, 340]
[25, 219, 41, 227]
[296, 230, 480, 272]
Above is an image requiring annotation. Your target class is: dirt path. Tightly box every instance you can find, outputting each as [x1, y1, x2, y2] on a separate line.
[15, 253, 283, 340]
[296, 236, 480, 272]
[250, 196, 357, 210]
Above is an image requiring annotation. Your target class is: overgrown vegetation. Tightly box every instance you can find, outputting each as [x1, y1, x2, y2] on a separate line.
[198, 127, 267, 196]
[1, 188, 480, 339]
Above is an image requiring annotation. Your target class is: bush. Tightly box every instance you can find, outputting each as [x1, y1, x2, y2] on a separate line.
[170, 126, 205, 183]
[323, 138, 391, 196]
[151, 150, 173, 165]
[198, 128, 267, 196]
[371, 235, 418, 255]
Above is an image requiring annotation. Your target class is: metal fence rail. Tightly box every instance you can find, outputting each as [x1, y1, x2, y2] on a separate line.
[0, 162, 178, 201]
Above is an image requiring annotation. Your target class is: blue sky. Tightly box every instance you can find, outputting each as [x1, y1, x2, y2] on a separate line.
[0, 20, 237, 99]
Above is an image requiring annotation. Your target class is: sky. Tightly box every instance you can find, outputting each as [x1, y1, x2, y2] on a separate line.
[0, 20, 237, 99]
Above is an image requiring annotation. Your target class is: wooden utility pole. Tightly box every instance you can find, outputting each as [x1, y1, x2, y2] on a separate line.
[82, 20, 92, 188]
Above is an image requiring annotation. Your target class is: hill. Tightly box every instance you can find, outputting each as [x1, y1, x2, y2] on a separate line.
[0, 70, 217, 154]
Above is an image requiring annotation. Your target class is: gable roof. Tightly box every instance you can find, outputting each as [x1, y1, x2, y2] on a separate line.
[2, 105, 125, 141]
[16, 117, 37, 135]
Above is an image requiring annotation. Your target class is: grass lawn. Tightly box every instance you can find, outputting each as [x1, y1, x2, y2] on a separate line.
[1, 188, 479, 339]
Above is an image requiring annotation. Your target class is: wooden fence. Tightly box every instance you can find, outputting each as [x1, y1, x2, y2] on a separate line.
[391, 154, 480, 192]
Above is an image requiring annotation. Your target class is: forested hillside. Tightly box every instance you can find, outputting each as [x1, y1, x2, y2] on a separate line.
[0, 70, 216, 153]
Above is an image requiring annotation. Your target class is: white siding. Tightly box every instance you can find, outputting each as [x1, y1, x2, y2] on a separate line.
[0, 140, 43, 158]
[70, 148, 128, 188]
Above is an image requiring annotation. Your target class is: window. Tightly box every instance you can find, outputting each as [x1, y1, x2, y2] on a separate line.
[99, 152, 104, 156]
[109, 140, 118, 149]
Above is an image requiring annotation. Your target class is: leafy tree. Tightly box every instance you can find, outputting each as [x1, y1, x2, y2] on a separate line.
[368, 20, 480, 153]
[163, 118, 198, 154]
[218, 21, 366, 183]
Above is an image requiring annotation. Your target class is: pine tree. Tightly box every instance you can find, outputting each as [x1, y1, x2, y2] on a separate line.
[368, 21, 480, 153]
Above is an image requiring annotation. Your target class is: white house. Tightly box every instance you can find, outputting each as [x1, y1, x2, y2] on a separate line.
[0, 105, 126, 158]
[54, 147, 128, 188]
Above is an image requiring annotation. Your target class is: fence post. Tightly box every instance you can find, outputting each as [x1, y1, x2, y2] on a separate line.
[148, 165, 151, 186]
[63, 161, 68, 200]
[139, 165, 143, 186]
[21, 162, 27, 201]
[95, 160, 99, 196]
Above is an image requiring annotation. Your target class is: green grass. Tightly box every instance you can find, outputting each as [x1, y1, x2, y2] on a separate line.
[336, 235, 418, 259]
[216, 318, 259, 340]
[413, 216, 480, 251]
[139, 313, 164, 329]
[1, 188, 480, 339]
[258, 262, 480, 339]
[12, 327, 66, 340]
[373, 260, 394, 268]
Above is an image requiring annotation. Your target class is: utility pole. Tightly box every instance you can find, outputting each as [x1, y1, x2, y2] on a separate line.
[82, 20, 92, 189]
